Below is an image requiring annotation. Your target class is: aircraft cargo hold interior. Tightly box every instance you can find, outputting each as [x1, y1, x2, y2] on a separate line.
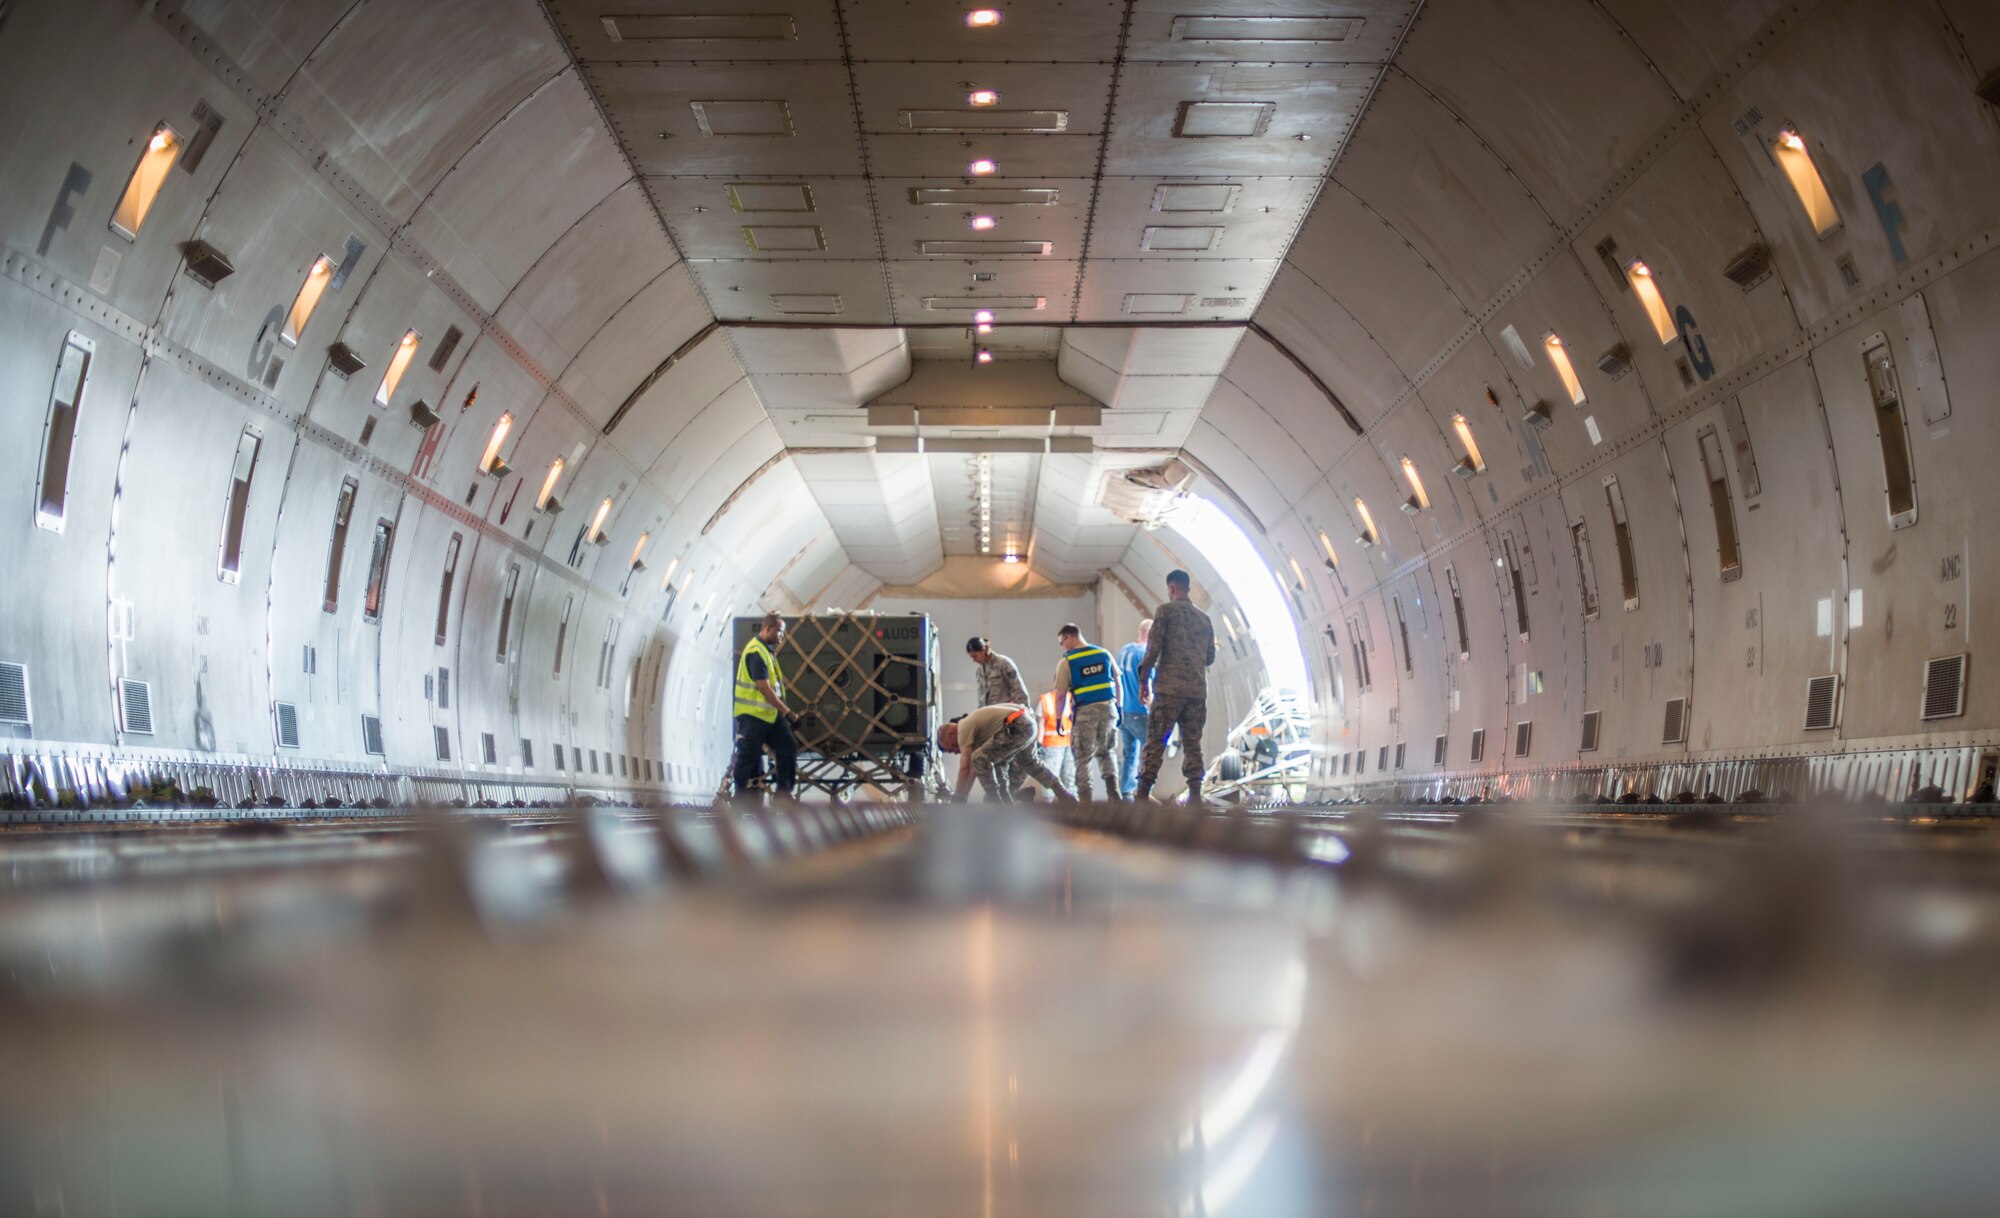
[5, 0, 2000, 1213]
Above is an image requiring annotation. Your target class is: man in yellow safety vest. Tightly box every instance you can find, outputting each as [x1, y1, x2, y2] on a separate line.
[732, 611, 799, 800]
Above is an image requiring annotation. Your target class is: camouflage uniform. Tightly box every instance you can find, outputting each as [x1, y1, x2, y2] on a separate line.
[976, 652, 1036, 793]
[976, 652, 1032, 710]
[1135, 597, 1216, 795]
[1053, 647, 1123, 801]
[958, 704, 1069, 801]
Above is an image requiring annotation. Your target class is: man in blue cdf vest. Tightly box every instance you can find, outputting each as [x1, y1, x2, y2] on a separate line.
[1115, 619, 1151, 798]
[732, 611, 799, 802]
[1051, 623, 1124, 802]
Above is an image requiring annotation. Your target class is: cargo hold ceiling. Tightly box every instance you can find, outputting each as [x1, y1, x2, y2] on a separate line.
[539, 0, 1425, 583]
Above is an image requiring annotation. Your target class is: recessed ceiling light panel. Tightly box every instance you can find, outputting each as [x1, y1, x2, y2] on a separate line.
[900, 110, 1068, 133]
[601, 14, 799, 42]
[918, 239, 1051, 256]
[1168, 15, 1361, 43]
[690, 99, 794, 136]
[910, 186, 1059, 205]
[1152, 182, 1241, 213]
[1172, 100, 1275, 138]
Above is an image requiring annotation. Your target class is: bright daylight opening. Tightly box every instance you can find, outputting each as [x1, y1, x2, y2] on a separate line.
[1166, 497, 1307, 694]
[1166, 496, 1312, 801]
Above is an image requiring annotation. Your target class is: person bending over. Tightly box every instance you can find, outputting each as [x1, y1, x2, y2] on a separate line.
[938, 704, 1075, 804]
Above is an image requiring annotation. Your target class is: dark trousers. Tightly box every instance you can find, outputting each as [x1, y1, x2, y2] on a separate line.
[732, 713, 798, 794]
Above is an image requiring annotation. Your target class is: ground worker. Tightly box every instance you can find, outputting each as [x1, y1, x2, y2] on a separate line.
[731, 611, 799, 802]
[1054, 624, 1123, 802]
[1134, 570, 1215, 805]
[967, 636, 1031, 708]
[1115, 619, 1151, 798]
[939, 704, 1075, 803]
[1036, 687, 1077, 798]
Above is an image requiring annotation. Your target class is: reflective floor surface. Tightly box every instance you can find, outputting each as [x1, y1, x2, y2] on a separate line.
[4, 803, 2000, 1217]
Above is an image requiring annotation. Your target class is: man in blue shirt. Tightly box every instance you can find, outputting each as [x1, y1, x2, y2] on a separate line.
[1114, 619, 1151, 798]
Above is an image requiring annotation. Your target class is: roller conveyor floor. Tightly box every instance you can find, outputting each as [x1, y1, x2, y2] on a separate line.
[5, 802, 2000, 1217]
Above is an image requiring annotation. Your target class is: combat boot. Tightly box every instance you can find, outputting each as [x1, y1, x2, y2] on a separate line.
[1135, 779, 1156, 804]
[1185, 778, 1205, 808]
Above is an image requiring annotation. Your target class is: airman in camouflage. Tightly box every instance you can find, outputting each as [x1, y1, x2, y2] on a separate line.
[967, 636, 1031, 708]
[1133, 569, 1216, 804]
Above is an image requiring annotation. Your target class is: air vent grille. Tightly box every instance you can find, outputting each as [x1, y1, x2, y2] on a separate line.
[1596, 344, 1633, 379]
[361, 714, 385, 756]
[181, 239, 235, 288]
[1803, 675, 1840, 731]
[1514, 720, 1533, 758]
[326, 342, 366, 378]
[1122, 293, 1193, 315]
[1723, 244, 1772, 290]
[481, 731, 498, 765]
[1922, 654, 1968, 721]
[1579, 710, 1601, 752]
[120, 678, 154, 735]
[1470, 728, 1486, 762]
[1393, 742, 1405, 770]
[1662, 697, 1688, 744]
[433, 725, 452, 762]
[1199, 296, 1247, 308]
[1377, 746, 1388, 772]
[521, 738, 534, 768]
[0, 661, 28, 725]
[274, 701, 300, 749]
[1433, 734, 1446, 765]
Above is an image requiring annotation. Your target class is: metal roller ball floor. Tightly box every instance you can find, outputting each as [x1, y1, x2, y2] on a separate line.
[4, 800, 2000, 1216]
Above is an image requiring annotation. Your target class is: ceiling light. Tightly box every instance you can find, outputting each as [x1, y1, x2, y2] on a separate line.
[968, 158, 997, 175]
[966, 9, 1001, 27]
[976, 348, 994, 364]
[967, 89, 1000, 107]
[976, 322, 993, 335]
[972, 309, 995, 323]
[969, 214, 997, 231]
[1002, 553, 1022, 564]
